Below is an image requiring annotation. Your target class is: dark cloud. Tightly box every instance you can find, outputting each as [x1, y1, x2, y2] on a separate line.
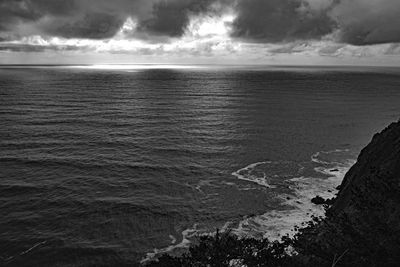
[230, 0, 400, 45]
[230, 0, 336, 43]
[0, 43, 85, 52]
[26, 0, 78, 15]
[331, 0, 400, 45]
[0, 0, 40, 30]
[0, 0, 151, 39]
[138, 0, 226, 37]
[43, 13, 126, 39]
[138, 1, 191, 37]
[0, 0, 78, 29]
[0, 0, 222, 40]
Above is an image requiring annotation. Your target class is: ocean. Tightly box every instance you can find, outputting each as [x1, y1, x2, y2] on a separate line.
[1, 65, 399, 266]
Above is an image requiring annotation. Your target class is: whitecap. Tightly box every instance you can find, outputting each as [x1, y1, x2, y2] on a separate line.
[232, 161, 276, 188]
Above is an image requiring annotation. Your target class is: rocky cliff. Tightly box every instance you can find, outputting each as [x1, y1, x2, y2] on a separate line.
[296, 120, 400, 266]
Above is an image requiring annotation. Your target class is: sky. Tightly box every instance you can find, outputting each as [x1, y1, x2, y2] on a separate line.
[0, 0, 400, 65]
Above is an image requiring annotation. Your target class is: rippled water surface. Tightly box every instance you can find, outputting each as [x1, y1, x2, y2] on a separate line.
[1, 66, 400, 265]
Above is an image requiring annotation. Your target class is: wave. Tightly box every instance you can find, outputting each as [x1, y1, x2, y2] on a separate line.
[232, 161, 275, 188]
[0, 156, 192, 174]
[232, 160, 305, 190]
[0, 183, 44, 196]
[2, 241, 47, 263]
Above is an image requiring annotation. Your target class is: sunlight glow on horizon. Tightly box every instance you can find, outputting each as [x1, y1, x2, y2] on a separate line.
[71, 64, 207, 70]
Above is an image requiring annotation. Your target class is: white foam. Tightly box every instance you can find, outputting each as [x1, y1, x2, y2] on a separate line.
[141, 225, 200, 264]
[169, 235, 177, 244]
[232, 161, 276, 188]
[311, 149, 351, 165]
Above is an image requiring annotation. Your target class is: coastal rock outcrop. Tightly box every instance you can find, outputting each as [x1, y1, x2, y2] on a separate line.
[296, 120, 400, 266]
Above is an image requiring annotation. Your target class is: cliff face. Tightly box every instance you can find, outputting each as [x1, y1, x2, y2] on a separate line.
[297, 120, 400, 266]
[333, 121, 400, 213]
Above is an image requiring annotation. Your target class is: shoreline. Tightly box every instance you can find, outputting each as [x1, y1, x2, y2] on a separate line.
[142, 149, 357, 262]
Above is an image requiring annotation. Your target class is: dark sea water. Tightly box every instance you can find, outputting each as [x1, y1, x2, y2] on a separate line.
[1, 65, 400, 266]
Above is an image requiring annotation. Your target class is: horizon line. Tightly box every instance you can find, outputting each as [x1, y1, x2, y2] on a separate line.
[0, 63, 400, 68]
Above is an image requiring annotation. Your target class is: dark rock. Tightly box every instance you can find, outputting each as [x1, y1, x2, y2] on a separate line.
[296, 120, 400, 266]
[330, 168, 339, 172]
[311, 196, 326, 205]
[311, 196, 335, 206]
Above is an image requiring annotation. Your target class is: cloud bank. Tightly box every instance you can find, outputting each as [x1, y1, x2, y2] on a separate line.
[1, 0, 400, 45]
[0, 0, 400, 62]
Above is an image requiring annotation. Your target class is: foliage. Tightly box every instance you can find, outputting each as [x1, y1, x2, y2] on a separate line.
[146, 230, 302, 267]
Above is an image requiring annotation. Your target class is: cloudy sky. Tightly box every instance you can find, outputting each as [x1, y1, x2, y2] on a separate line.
[0, 0, 400, 65]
